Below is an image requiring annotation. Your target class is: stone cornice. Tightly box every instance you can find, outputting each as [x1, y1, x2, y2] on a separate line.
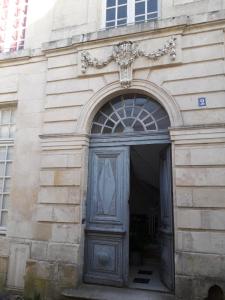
[170, 123, 225, 144]
[42, 10, 225, 53]
[0, 10, 224, 62]
[39, 133, 90, 150]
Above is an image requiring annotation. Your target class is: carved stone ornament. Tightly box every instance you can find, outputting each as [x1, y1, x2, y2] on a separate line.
[81, 37, 176, 88]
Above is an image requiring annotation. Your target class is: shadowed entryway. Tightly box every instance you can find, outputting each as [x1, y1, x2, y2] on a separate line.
[129, 144, 173, 292]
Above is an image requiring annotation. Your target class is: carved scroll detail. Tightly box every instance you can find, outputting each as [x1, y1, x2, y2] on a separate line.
[81, 37, 177, 88]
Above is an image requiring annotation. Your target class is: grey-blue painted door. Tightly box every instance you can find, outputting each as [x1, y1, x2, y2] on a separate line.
[159, 146, 174, 290]
[84, 146, 130, 286]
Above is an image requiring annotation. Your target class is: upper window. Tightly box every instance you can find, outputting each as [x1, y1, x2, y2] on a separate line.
[135, 0, 158, 23]
[0, 0, 29, 53]
[105, 0, 158, 29]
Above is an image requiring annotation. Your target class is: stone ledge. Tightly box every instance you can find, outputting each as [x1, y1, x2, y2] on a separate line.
[62, 284, 175, 300]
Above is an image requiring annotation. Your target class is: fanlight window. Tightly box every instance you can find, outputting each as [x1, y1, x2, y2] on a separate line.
[91, 94, 170, 134]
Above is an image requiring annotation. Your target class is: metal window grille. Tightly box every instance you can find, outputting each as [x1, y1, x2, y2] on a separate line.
[91, 94, 170, 134]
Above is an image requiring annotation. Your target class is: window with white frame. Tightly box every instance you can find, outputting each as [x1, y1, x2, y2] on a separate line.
[0, 0, 29, 53]
[135, 0, 158, 23]
[104, 0, 158, 29]
[0, 107, 16, 233]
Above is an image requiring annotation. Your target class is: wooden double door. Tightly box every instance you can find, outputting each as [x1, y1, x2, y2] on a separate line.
[84, 143, 174, 290]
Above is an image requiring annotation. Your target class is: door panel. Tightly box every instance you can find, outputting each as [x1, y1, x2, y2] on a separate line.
[84, 146, 130, 286]
[159, 146, 174, 290]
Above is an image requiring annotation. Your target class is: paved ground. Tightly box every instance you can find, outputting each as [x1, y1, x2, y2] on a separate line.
[62, 284, 175, 300]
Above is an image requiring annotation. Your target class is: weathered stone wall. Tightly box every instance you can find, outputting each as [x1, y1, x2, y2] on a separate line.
[171, 127, 225, 299]
[0, 1, 225, 300]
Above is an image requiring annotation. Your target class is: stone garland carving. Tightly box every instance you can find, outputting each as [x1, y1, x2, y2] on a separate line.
[81, 37, 176, 88]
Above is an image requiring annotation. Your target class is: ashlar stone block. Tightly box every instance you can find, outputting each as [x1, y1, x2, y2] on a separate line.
[47, 243, 79, 263]
[176, 167, 225, 186]
[177, 231, 225, 255]
[51, 224, 81, 244]
[40, 169, 81, 186]
[41, 152, 82, 168]
[31, 241, 48, 260]
[177, 209, 225, 230]
[38, 186, 81, 205]
[58, 263, 79, 285]
[36, 204, 80, 223]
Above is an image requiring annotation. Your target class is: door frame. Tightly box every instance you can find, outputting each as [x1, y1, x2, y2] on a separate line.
[84, 131, 175, 290]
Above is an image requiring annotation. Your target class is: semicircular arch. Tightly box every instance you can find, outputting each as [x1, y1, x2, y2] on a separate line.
[76, 80, 183, 134]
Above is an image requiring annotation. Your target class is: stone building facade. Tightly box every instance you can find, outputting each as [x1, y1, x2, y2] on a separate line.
[0, 0, 225, 299]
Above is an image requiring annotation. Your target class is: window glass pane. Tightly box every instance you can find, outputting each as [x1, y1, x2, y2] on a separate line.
[2, 194, 9, 209]
[124, 97, 134, 106]
[3, 178, 10, 192]
[125, 107, 133, 117]
[143, 116, 154, 125]
[123, 118, 134, 127]
[135, 2, 145, 15]
[135, 15, 145, 23]
[139, 111, 148, 120]
[9, 125, 15, 138]
[114, 122, 124, 133]
[157, 117, 170, 129]
[0, 211, 7, 227]
[0, 163, 5, 177]
[2, 110, 11, 124]
[106, 8, 115, 21]
[135, 97, 147, 106]
[153, 109, 167, 120]
[11, 110, 16, 123]
[0, 179, 3, 191]
[132, 107, 141, 117]
[91, 124, 102, 134]
[147, 12, 158, 20]
[0, 126, 9, 138]
[146, 123, 157, 130]
[118, 0, 127, 4]
[144, 101, 159, 112]
[110, 113, 119, 122]
[147, 0, 157, 12]
[6, 162, 12, 176]
[102, 104, 113, 115]
[107, 0, 115, 7]
[117, 19, 127, 26]
[133, 120, 144, 131]
[0, 147, 7, 161]
[93, 112, 106, 125]
[106, 21, 115, 28]
[103, 127, 112, 134]
[106, 120, 115, 128]
[117, 5, 127, 18]
[118, 109, 125, 118]
[7, 147, 13, 160]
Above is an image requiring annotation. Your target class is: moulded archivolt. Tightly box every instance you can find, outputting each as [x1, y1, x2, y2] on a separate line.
[81, 37, 177, 88]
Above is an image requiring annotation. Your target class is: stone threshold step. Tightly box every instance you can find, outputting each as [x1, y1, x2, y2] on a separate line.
[62, 284, 175, 300]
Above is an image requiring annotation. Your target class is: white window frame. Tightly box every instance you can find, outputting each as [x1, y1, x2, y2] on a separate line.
[0, 107, 16, 235]
[102, 0, 160, 29]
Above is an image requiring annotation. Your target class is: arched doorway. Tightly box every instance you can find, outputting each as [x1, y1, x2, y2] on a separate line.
[84, 94, 174, 292]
